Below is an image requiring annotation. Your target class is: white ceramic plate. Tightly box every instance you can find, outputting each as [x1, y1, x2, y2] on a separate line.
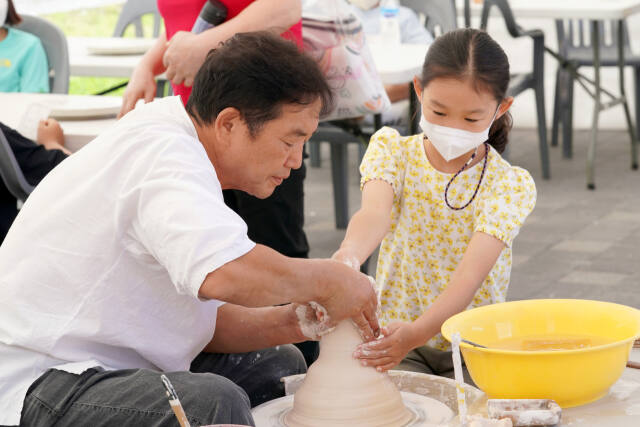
[85, 37, 155, 55]
[43, 96, 122, 120]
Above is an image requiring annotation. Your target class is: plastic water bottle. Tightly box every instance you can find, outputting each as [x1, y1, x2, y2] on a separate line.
[191, 0, 228, 34]
[379, 0, 401, 45]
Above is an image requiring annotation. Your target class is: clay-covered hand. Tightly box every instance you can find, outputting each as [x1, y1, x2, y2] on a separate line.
[318, 261, 380, 341]
[293, 302, 335, 341]
[162, 31, 209, 87]
[353, 322, 421, 372]
[330, 248, 360, 271]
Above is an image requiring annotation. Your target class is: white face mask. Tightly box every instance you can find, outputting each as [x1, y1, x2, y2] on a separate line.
[0, 0, 8, 28]
[420, 107, 499, 162]
[349, 0, 380, 11]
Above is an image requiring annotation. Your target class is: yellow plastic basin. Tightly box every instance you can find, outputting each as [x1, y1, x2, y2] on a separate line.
[441, 299, 640, 408]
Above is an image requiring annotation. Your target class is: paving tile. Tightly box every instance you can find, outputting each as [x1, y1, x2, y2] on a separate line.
[559, 270, 627, 286]
[550, 240, 613, 254]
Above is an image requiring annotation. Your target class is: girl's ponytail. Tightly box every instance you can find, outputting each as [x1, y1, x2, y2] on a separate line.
[488, 111, 512, 154]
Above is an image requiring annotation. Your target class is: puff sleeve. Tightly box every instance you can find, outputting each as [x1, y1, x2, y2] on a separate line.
[474, 166, 536, 247]
[359, 126, 407, 195]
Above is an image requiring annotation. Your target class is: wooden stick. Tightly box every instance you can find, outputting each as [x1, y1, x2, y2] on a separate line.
[634, 338, 640, 348]
[627, 361, 640, 369]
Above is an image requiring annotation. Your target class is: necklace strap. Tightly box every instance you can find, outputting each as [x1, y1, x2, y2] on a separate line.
[444, 143, 489, 211]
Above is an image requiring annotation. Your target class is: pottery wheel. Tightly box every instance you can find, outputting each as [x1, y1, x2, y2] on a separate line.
[252, 391, 454, 427]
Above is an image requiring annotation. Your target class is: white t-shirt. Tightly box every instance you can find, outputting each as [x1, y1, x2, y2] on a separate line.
[0, 96, 255, 425]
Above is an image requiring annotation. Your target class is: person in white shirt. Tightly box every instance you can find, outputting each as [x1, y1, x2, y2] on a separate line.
[349, 0, 434, 129]
[0, 31, 379, 427]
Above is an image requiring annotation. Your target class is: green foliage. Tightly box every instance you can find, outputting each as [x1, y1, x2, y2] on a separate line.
[44, 5, 162, 96]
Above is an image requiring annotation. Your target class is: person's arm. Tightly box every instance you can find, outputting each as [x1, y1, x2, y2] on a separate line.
[204, 303, 305, 353]
[354, 231, 505, 371]
[332, 180, 394, 269]
[199, 244, 380, 341]
[118, 32, 168, 118]
[384, 83, 411, 103]
[162, 0, 301, 87]
[20, 39, 49, 93]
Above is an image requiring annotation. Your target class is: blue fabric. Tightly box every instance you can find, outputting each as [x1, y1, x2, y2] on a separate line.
[0, 27, 49, 93]
[350, 5, 434, 44]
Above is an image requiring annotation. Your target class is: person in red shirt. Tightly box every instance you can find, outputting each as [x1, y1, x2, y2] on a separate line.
[120, 0, 319, 366]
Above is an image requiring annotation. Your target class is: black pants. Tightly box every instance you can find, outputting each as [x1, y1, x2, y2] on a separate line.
[223, 161, 319, 365]
[17, 345, 306, 427]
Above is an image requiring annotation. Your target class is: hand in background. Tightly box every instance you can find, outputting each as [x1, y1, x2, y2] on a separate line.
[118, 64, 157, 118]
[162, 31, 209, 87]
[331, 247, 361, 271]
[37, 119, 70, 155]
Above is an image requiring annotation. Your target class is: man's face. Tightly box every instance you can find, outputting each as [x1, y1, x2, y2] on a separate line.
[229, 99, 321, 199]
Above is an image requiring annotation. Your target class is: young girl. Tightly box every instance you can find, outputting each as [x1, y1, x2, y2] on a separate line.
[332, 28, 536, 380]
[0, 0, 49, 93]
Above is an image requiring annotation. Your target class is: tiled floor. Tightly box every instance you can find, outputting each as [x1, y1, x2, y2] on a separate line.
[304, 127, 640, 308]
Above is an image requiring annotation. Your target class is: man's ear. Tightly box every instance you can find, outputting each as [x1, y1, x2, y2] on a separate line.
[214, 107, 244, 145]
[497, 96, 514, 119]
[412, 76, 423, 100]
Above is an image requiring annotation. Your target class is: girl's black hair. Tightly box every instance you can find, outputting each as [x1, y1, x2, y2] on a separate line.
[420, 28, 512, 153]
[6, 0, 22, 26]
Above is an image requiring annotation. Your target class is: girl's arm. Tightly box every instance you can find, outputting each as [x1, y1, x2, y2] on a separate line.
[354, 231, 505, 371]
[332, 180, 395, 269]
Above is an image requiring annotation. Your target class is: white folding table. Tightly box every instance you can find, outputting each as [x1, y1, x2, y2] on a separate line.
[463, 0, 640, 188]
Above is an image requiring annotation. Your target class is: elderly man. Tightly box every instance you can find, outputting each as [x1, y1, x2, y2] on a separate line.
[0, 32, 378, 426]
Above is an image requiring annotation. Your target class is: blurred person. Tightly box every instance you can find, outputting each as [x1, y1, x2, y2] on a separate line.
[0, 119, 69, 243]
[0, 0, 49, 93]
[119, 0, 320, 365]
[348, 0, 433, 130]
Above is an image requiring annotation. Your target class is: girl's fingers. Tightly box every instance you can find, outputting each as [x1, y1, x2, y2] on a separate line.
[359, 356, 395, 368]
[358, 337, 392, 351]
[354, 346, 389, 359]
[375, 361, 398, 372]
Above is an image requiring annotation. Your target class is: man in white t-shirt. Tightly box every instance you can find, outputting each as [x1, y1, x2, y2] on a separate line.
[0, 32, 379, 426]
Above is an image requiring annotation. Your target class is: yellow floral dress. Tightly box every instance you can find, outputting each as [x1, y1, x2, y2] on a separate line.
[360, 127, 536, 351]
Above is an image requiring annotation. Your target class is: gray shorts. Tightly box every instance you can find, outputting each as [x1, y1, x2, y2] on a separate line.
[16, 345, 305, 427]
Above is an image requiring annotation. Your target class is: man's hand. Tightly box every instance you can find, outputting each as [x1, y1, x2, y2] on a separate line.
[331, 247, 360, 271]
[353, 322, 421, 372]
[163, 31, 210, 87]
[317, 261, 380, 341]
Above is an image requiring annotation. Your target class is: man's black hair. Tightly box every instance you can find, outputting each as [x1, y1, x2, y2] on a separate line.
[186, 31, 333, 137]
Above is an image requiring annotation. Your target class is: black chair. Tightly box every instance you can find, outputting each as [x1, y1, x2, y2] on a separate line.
[551, 19, 640, 159]
[0, 129, 34, 203]
[480, 0, 550, 179]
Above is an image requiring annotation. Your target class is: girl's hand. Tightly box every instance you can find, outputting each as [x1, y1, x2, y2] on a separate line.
[331, 248, 360, 271]
[353, 322, 421, 372]
[163, 31, 209, 87]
